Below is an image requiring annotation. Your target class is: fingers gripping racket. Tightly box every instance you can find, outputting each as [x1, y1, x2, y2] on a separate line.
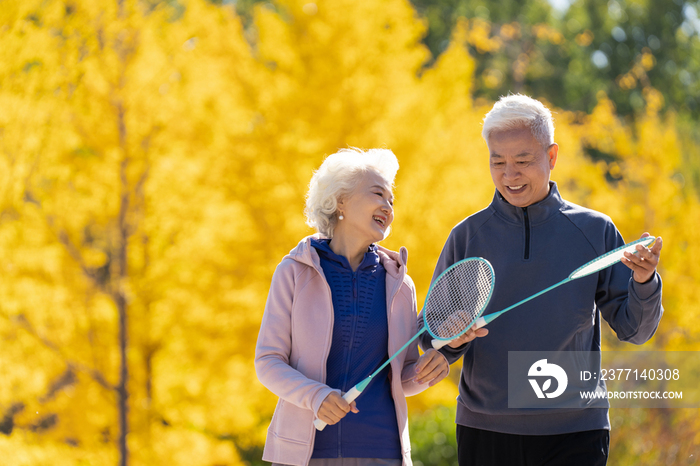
[469, 236, 656, 331]
[313, 257, 495, 431]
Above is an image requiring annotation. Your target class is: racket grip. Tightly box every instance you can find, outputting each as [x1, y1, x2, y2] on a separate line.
[313, 386, 362, 431]
[431, 316, 489, 349]
[431, 338, 452, 350]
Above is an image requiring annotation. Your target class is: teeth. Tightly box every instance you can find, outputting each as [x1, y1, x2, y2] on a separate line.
[508, 185, 524, 190]
[373, 216, 385, 226]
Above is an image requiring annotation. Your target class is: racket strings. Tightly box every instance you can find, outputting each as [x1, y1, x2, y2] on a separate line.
[570, 237, 655, 279]
[424, 261, 494, 339]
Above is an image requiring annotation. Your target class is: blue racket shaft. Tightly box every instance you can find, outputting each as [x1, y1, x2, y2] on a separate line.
[473, 236, 656, 329]
[313, 329, 426, 431]
[314, 257, 495, 430]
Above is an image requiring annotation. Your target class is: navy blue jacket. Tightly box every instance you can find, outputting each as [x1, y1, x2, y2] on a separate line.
[310, 239, 401, 459]
[419, 182, 663, 435]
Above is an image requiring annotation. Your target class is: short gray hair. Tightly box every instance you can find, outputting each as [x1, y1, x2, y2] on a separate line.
[305, 148, 399, 238]
[482, 94, 555, 149]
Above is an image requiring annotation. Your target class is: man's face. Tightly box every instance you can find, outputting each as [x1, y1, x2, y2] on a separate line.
[487, 126, 558, 208]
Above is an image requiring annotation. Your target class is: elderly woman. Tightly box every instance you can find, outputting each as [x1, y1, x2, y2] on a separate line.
[255, 148, 449, 466]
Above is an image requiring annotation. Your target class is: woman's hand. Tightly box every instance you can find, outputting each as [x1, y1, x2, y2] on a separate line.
[413, 349, 449, 386]
[317, 391, 359, 425]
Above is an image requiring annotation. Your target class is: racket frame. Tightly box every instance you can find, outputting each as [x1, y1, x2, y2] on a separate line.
[475, 236, 656, 329]
[314, 256, 495, 430]
[424, 257, 495, 344]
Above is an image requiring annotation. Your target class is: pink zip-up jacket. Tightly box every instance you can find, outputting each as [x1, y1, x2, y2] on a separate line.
[255, 235, 439, 466]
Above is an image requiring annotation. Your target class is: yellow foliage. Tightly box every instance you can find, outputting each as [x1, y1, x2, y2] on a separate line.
[640, 48, 656, 70]
[465, 18, 503, 54]
[532, 23, 564, 44]
[575, 29, 594, 47]
[643, 87, 665, 114]
[499, 22, 521, 41]
[1, 0, 699, 464]
[617, 72, 638, 90]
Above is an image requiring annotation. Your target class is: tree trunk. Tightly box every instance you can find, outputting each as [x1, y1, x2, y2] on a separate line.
[116, 100, 130, 466]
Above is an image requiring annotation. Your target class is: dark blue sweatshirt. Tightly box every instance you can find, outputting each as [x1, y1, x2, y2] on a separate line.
[419, 182, 663, 435]
[310, 239, 401, 459]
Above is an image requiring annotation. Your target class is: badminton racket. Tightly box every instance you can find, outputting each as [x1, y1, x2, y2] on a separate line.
[314, 257, 495, 430]
[470, 236, 656, 330]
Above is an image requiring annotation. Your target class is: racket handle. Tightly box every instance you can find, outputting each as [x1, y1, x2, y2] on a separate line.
[430, 316, 489, 349]
[431, 338, 452, 350]
[473, 316, 487, 329]
[313, 386, 362, 431]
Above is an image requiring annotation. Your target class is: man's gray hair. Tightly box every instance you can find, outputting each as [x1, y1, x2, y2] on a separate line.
[305, 148, 399, 238]
[482, 94, 555, 149]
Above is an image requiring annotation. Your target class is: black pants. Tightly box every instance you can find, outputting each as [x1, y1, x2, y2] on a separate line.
[456, 425, 609, 466]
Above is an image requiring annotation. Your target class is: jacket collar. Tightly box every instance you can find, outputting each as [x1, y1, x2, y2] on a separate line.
[287, 234, 407, 279]
[490, 181, 564, 225]
[376, 243, 407, 279]
[310, 238, 381, 271]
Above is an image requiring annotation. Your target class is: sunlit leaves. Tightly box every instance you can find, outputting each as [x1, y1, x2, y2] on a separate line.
[1, 0, 699, 465]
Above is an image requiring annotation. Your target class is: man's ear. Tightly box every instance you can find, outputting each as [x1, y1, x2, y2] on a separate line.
[547, 143, 559, 170]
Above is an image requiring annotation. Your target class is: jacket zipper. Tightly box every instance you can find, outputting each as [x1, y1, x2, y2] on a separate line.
[523, 207, 531, 260]
[386, 273, 403, 441]
[339, 271, 359, 456]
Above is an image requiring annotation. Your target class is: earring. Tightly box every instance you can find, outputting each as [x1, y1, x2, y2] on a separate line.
[339, 213, 344, 220]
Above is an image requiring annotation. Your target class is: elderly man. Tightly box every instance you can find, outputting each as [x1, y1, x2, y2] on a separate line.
[420, 94, 664, 465]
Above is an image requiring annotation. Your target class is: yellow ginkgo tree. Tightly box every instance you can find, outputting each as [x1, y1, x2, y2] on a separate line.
[1, 0, 699, 465]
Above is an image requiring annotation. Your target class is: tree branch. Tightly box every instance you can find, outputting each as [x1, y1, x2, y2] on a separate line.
[0, 309, 116, 393]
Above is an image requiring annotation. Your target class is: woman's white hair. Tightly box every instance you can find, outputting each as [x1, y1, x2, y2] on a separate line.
[482, 94, 555, 149]
[305, 147, 399, 238]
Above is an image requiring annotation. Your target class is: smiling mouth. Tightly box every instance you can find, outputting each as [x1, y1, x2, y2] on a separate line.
[507, 185, 526, 192]
[373, 216, 386, 227]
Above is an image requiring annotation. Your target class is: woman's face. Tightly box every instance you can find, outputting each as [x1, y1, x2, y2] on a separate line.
[336, 171, 394, 246]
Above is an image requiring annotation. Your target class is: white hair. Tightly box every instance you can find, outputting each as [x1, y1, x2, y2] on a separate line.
[305, 147, 399, 238]
[482, 94, 555, 149]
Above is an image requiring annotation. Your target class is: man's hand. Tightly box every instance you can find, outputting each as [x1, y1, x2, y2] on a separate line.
[622, 232, 663, 283]
[447, 323, 489, 349]
[317, 391, 358, 425]
[414, 349, 449, 386]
